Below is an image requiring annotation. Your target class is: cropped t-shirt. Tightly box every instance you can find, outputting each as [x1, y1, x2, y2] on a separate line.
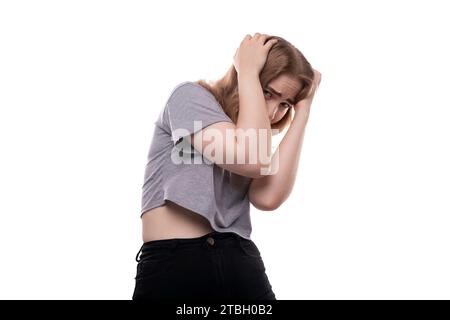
[141, 81, 253, 239]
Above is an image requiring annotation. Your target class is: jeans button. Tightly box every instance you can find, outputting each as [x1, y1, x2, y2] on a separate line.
[206, 237, 215, 246]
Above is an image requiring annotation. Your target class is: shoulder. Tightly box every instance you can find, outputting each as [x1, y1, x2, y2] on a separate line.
[168, 81, 221, 110]
[170, 81, 208, 100]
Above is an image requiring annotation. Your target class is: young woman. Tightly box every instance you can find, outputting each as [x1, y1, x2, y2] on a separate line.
[132, 33, 321, 301]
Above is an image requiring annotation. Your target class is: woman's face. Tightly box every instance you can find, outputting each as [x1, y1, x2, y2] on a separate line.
[263, 74, 301, 124]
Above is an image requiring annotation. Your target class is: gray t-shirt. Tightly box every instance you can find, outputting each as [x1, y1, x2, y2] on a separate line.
[141, 81, 253, 239]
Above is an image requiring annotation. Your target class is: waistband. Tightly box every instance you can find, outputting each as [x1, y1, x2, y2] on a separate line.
[135, 231, 243, 262]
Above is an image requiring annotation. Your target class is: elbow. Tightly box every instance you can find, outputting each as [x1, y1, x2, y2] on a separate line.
[250, 194, 282, 211]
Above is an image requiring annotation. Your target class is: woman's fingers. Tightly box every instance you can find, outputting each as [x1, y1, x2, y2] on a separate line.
[255, 33, 268, 43]
[241, 34, 252, 45]
[243, 32, 274, 44]
[263, 38, 278, 49]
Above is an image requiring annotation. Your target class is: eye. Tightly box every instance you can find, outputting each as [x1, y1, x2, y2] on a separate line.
[264, 90, 291, 108]
[263, 90, 272, 98]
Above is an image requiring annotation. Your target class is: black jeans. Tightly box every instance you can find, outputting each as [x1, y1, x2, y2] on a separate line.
[132, 231, 276, 301]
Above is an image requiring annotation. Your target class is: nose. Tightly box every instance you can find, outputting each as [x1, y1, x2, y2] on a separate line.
[269, 106, 277, 122]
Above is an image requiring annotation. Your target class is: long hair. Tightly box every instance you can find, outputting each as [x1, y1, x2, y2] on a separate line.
[195, 35, 315, 135]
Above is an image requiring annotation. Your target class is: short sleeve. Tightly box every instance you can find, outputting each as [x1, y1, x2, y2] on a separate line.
[166, 83, 233, 145]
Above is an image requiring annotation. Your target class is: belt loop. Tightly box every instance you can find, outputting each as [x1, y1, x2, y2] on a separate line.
[135, 243, 144, 263]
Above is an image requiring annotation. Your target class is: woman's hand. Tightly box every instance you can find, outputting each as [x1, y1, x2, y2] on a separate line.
[233, 33, 278, 76]
[293, 68, 322, 125]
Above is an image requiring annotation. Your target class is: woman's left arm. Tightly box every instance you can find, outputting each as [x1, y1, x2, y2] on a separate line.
[248, 69, 321, 210]
[248, 112, 308, 210]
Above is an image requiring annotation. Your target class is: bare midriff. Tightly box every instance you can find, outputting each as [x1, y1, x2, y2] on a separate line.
[141, 200, 215, 243]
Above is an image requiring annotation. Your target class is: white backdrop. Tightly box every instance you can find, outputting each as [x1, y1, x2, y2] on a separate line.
[1, 0, 449, 299]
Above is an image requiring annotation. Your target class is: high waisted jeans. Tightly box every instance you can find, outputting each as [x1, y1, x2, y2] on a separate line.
[132, 231, 276, 301]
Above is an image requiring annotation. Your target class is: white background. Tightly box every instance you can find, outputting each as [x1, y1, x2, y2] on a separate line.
[1, 0, 449, 299]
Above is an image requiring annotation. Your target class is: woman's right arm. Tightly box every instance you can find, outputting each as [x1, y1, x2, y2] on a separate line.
[236, 71, 272, 172]
[190, 33, 277, 178]
[190, 72, 272, 179]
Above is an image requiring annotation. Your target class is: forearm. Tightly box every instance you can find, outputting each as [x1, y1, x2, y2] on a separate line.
[236, 73, 272, 166]
[252, 114, 307, 205]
